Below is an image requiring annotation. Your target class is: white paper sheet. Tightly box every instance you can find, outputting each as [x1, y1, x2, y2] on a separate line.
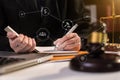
[35, 46, 78, 56]
[35, 46, 55, 52]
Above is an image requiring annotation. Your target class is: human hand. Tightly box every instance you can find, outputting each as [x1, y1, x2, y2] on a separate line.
[7, 32, 36, 53]
[54, 33, 81, 51]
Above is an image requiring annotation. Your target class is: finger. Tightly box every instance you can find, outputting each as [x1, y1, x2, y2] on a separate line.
[32, 38, 36, 47]
[23, 37, 33, 52]
[28, 38, 36, 52]
[63, 42, 81, 51]
[63, 33, 77, 41]
[58, 35, 81, 51]
[63, 35, 80, 45]
[7, 32, 18, 40]
[15, 35, 29, 53]
[20, 37, 36, 52]
[54, 33, 79, 49]
[55, 33, 77, 46]
[53, 38, 61, 46]
[57, 37, 78, 50]
[54, 34, 72, 47]
[9, 34, 24, 50]
[23, 37, 36, 52]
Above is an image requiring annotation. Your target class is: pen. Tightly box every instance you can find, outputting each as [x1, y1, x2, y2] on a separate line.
[55, 24, 79, 50]
[4, 26, 39, 53]
[65, 24, 78, 35]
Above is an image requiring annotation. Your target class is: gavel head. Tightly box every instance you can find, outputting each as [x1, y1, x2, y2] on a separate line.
[87, 31, 108, 57]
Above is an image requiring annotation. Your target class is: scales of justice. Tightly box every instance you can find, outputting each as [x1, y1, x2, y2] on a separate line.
[70, 0, 120, 72]
[100, 0, 120, 49]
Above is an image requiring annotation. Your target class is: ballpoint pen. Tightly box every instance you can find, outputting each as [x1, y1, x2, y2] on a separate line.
[4, 26, 39, 53]
[65, 24, 78, 35]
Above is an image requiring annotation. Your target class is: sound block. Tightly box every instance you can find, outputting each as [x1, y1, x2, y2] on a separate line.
[70, 54, 120, 72]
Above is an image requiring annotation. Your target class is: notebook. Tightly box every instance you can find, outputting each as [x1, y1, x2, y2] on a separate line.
[0, 51, 53, 74]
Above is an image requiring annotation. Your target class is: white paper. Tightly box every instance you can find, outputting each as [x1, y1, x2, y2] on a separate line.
[35, 46, 55, 52]
[35, 46, 78, 56]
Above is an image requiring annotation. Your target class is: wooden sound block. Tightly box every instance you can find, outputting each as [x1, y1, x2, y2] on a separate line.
[70, 53, 120, 72]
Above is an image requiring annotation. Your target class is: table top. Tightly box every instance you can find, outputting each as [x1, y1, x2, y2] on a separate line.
[0, 61, 120, 80]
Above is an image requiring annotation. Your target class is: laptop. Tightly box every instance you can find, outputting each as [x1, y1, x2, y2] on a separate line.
[0, 51, 53, 74]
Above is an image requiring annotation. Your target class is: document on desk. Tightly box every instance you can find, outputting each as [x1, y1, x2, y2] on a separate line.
[35, 46, 78, 56]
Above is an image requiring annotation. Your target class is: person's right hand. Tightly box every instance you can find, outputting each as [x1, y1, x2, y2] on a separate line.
[7, 32, 36, 53]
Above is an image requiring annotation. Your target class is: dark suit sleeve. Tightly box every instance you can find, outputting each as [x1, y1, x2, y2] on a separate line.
[66, 0, 90, 50]
[0, 1, 12, 51]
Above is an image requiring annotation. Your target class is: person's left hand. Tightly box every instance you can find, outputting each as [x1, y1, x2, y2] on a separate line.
[53, 33, 81, 51]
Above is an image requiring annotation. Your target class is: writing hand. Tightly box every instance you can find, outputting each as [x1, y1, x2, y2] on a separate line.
[54, 33, 81, 51]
